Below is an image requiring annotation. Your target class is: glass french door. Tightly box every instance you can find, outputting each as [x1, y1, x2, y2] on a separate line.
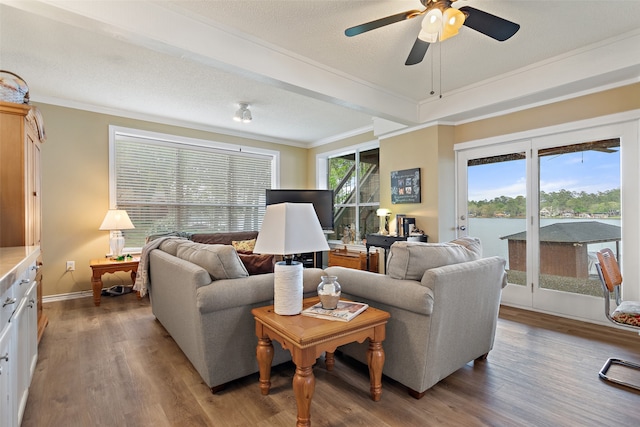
[457, 140, 532, 307]
[456, 121, 637, 322]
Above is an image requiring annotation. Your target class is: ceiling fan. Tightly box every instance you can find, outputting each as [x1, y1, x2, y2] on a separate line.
[345, 0, 520, 66]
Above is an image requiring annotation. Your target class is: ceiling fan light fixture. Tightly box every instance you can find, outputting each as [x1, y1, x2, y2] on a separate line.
[419, 8, 442, 41]
[440, 7, 465, 41]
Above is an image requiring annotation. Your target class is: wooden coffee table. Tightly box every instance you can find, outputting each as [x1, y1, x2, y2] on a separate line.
[252, 297, 390, 427]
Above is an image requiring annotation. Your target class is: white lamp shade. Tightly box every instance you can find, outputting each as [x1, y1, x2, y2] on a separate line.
[253, 203, 330, 255]
[99, 209, 135, 230]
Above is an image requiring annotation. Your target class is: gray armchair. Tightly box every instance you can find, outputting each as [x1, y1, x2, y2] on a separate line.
[326, 237, 507, 398]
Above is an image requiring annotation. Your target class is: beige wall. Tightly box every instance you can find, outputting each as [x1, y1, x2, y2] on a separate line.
[455, 83, 640, 143]
[37, 103, 308, 297]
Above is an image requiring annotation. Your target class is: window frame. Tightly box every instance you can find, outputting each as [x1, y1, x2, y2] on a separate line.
[108, 125, 279, 252]
[316, 140, 380, 245]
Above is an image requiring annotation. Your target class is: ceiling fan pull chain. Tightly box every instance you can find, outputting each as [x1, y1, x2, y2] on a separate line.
[430, 46, 435, 96]
[439, 40, 443, 99]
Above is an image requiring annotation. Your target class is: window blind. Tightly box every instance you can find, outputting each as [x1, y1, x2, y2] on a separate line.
[114, 136, 272, 247]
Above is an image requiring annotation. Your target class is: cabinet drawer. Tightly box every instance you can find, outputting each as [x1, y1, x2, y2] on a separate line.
[1, 286, 15, 326]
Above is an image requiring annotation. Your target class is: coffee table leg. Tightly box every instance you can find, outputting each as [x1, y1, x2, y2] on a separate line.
[256, 337, 274, 395]
[293, 365, 314, 427]
[325, 351, 335, 371]
[367, 340, 385, 401]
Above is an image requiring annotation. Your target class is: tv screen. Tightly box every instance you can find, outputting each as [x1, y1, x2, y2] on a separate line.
[265, 189, 334, 231]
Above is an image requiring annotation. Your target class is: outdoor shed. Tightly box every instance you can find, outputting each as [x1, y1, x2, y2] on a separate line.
[500, 221, 621, 278]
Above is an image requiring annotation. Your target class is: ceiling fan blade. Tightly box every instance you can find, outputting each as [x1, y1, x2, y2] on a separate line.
[345, 10, 422, 37]
[405, 37, 430, 66]
[459, 6, 520, 41]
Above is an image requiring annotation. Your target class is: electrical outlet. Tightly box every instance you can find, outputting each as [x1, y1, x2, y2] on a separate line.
[66, 261, 75, 271]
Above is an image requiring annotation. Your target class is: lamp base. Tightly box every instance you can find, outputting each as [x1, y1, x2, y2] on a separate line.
[273, 261, 303, 315]
[110, 230, 125, 258]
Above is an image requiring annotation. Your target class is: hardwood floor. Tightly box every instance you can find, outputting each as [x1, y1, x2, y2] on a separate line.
[22, 294, 640, 427]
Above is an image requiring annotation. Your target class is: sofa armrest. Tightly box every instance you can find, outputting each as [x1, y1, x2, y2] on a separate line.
[324, 266, 434, 315]
[197, 268, 326, 314]
[420, 256, 506, 342]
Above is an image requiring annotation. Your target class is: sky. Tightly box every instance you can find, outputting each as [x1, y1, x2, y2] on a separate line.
[468, 148, 620, 202]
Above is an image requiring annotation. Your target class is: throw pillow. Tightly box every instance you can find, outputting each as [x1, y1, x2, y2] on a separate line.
[176, 241, 249, 280]
[612, 300, 640, 327]
[386, 237, 482, 281]
[238, 252, 274, 275]
[232, 238, 256, 253]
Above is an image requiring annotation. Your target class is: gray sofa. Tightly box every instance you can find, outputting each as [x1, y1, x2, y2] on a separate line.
[146, 233, 325, 391]
[147, 233, 506, 398]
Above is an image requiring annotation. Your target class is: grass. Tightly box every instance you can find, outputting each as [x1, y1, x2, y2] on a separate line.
[506, 269, 604, 297]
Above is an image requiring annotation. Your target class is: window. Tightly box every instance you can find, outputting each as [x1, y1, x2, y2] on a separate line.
[321, 144, 379, 244]
[109, 126, 278, 248]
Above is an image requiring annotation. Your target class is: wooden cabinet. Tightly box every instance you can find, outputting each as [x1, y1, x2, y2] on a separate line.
[0, 101, 42, 247]
[328, 247, 379, 273]
[0, 101, 47, 341]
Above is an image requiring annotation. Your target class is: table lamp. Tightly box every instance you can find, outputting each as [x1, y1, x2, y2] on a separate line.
[376, 208, 391, 235]
[99, 209, 135, 258]
[253, 203, 330, 315]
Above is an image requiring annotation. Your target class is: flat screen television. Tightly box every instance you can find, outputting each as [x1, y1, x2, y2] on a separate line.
[265, 189, 334, 231]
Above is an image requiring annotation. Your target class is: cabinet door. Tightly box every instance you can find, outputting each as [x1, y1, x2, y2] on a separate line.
[0, 325, 14, 427]
[25, 128, 41, 247]
[26, 281, 38, 378]
[13, 296, 29, 425]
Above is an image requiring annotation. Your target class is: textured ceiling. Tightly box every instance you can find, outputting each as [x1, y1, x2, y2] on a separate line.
[1, 0, 639, 146]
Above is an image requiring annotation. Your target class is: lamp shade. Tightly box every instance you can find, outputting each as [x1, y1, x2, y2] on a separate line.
[253, 203, 330, 255]
[99, 209, 135, 230]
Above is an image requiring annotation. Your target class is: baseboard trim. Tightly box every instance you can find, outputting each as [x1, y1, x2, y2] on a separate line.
[43, 290, 93, 303]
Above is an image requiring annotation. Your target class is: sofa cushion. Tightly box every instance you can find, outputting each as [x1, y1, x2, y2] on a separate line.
[232, 238, 256, 252]
[612, 300, 640, 327]
[158, 237, 188, 256]
[386, 237, 482, 280]
[176, 241, 249, 280]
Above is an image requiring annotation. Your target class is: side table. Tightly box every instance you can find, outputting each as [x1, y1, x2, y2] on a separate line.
[89, 257, 140, 306]
[252, 297, 389, 427]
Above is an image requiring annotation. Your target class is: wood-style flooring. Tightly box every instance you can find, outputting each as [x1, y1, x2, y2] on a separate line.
[22, 294, 640, 427]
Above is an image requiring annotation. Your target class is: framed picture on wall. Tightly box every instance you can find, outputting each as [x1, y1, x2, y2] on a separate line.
[391, 168, 421, 204]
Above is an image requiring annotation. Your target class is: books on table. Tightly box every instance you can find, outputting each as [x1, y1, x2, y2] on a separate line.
[301, 301, 368, 322]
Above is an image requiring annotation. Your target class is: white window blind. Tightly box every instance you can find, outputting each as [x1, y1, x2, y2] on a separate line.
[112, 132, 273, 247]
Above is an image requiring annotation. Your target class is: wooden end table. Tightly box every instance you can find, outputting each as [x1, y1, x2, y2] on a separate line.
[89, 257, 140, 306]
[252, 297, 390, 427]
